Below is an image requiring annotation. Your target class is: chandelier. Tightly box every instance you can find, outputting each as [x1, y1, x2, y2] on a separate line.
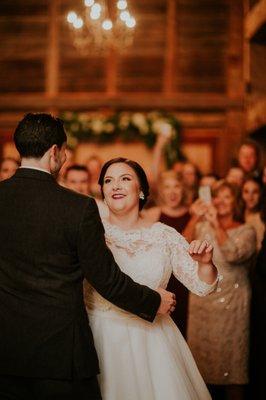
[67, 0, 136, 54]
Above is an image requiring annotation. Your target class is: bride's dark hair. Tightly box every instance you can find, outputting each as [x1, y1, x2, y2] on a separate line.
[98, 157, 149, 210]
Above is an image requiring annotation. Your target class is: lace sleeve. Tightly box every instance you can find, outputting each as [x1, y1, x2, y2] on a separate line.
[219, 224, 256, 263]
[165, 226, 217, 297]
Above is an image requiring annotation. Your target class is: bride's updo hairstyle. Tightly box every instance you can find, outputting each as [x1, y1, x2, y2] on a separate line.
[98, 157, 149, 210]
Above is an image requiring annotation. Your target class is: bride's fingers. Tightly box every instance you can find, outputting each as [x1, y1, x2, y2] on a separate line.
[205, 244, 213, 253]
[197, 241, 208, 254]
[189, 240, 201, 254]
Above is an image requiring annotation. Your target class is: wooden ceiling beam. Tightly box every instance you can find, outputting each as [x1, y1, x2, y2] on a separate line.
[0, 93, 243, 111]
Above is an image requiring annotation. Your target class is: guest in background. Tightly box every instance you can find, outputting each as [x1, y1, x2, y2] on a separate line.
[86, 155, 102, 199]
[185, 180, 256, 400]
[182, 162, 200, 206]
[242, 176, 265, 251]
[172, 160, 186, 174]
[199, 173, 219, 188]
[64, 164, 90, 196]
[262, 165, 266, 185]
[150, 130, 186, 184]
[226, 166, 245, 187]
[64, 164, 108, 219]
[144, 170, 190, 228]
[57, 146, 74, 186]
[0, 157, 19, 181]
[144, 170, 190, 337]
[249, 189, 266, 400]
[236, 139, 262, 178]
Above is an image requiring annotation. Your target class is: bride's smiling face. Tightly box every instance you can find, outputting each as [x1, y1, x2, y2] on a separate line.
[103, 162, 141, 214]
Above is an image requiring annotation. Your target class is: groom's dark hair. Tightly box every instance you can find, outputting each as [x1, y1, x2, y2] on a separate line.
[14, 113, 67, 158]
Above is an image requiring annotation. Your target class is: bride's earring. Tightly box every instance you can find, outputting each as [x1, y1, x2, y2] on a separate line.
[139, 191, 145, 200]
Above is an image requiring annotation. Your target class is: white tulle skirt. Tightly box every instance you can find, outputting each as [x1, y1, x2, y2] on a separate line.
[88, 308, 211, 400]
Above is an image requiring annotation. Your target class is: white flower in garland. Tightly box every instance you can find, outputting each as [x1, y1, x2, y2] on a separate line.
[79, 113, 89, 122]
[131, 113, 149, 134]
[62, 111, 182, 167]
[119, 113, 131, 129]
[104, 122, 115, 134]
[91, 119, 104, 134]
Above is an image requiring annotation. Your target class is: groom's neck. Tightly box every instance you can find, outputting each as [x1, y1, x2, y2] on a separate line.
[21, 157, 50, 174]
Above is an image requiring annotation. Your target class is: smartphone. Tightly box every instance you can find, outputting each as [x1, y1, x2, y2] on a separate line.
[198, 186, 212, 204]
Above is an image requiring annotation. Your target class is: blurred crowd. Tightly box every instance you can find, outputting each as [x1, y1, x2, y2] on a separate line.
[1, 137, 265, 400]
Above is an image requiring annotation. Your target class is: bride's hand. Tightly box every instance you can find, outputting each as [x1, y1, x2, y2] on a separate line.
[188, 240, 213, 265]
[155, 288, 176, 315]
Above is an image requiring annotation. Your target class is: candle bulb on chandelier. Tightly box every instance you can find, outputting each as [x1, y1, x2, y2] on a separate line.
[84, 0, 95, 6]
[102, 19, 113, 30]
[66, 0, 136, 54]
[73, 18, 84, 29]
[91, 3, 102, 13]
[117, 0, 127, 10]
[120, 10, 131, 22]
[90, 3, 101, 19]
[67, 11, 78, 24]
[125, 17, 136, 28]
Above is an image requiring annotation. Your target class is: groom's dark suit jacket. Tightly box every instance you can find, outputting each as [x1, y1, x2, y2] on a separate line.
[0, 168, 160, 379]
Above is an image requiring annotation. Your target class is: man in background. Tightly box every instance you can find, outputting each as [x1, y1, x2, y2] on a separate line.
[0, 157, 19, 181]
[64, 164, 108, 218]
[64, 164, 91, 195]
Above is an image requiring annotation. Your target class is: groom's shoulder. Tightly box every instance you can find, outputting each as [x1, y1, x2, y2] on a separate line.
[54, 183, 95, 208]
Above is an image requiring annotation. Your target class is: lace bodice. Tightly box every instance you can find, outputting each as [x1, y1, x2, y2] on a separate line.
[84, 221, 216, 313]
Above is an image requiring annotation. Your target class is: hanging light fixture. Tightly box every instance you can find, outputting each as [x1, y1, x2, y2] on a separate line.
[66, 0, 136, 54]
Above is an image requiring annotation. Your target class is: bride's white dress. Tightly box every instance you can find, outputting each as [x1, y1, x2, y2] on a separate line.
[84, 221, 216, 400]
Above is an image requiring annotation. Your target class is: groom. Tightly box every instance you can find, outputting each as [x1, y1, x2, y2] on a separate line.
[0, 113, 176, 400]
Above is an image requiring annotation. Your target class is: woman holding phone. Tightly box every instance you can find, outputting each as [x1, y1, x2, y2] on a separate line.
[184, 180, 256, 400]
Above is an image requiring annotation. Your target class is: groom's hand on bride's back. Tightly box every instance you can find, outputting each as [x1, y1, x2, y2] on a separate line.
[155, 288, 176, 315]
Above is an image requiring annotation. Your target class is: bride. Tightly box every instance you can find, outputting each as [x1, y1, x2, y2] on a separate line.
[84, 157, 218, 400]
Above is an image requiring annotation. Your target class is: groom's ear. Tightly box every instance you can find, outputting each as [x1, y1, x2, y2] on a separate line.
[49, 144, 59, 160]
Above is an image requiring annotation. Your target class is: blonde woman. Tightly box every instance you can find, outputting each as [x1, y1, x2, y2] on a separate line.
[144, 170, 190, 337]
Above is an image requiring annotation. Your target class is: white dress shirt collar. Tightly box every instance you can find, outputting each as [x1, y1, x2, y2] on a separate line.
[19, 166, 51, 175]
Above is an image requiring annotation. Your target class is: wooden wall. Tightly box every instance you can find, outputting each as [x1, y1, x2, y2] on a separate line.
[0, 0, 246, 175]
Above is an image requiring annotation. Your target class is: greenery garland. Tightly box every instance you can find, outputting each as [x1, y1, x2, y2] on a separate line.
[61, 111, 182, 166]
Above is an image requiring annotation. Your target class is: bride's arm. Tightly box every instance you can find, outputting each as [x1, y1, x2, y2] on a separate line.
[166, 227, 218, 296]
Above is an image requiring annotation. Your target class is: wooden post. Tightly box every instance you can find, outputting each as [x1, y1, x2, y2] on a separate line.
[46, 0, 60, 114]
[163, 0, 176, 94]
[243, 0, 250, 89]
[227, 0, 245, 100]
[223, 0, 245, 174]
